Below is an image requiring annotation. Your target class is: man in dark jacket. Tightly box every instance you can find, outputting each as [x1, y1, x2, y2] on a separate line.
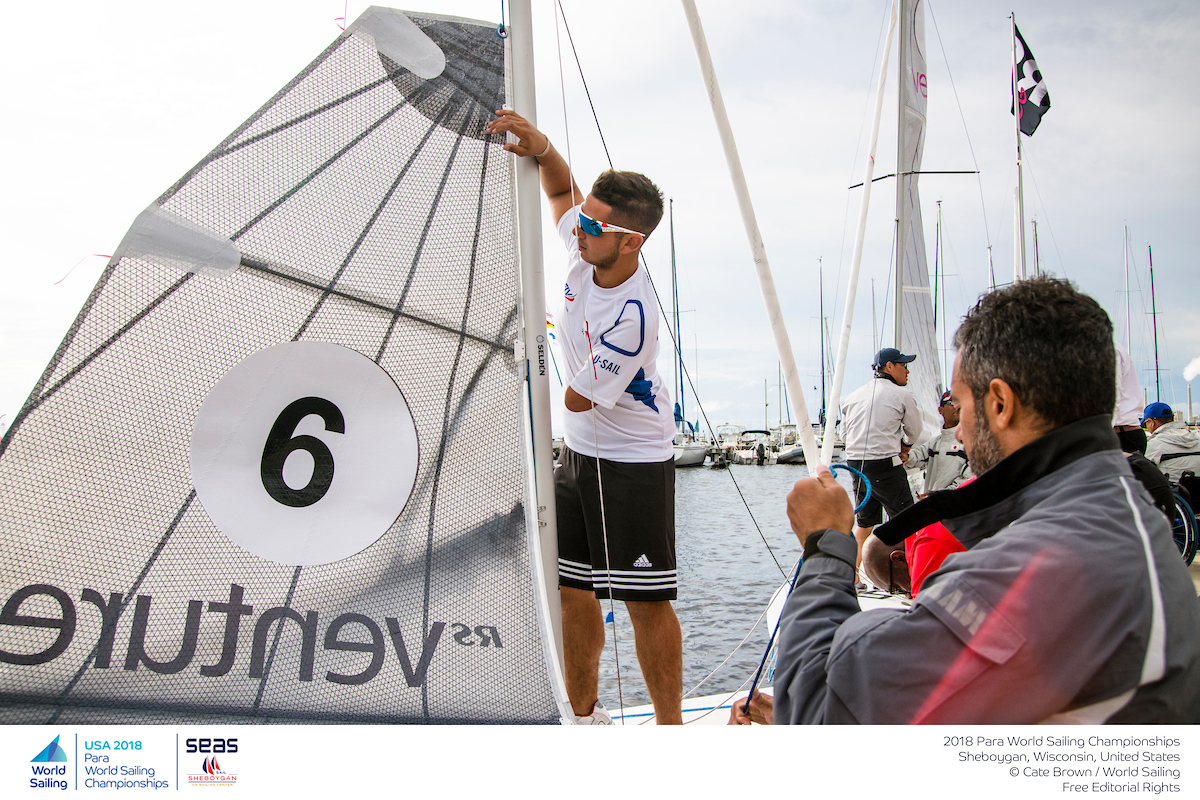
[775, 278, 1200, 724]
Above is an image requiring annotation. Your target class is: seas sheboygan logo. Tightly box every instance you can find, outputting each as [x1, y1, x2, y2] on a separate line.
[30, 735, 68, 790]
[186, 738, 238, 787]
[187, 757, 237, 786]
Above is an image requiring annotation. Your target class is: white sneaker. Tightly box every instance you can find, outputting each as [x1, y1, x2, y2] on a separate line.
[574, 700, 612, 725]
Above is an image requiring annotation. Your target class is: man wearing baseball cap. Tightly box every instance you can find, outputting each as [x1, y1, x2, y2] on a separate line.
[838, 347, 923, 581]
[1143, 401, 1200, 483]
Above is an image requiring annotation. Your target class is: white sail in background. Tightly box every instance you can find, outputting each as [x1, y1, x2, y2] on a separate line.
[0, 7, 565, 723]
[895, 0, 941, 441]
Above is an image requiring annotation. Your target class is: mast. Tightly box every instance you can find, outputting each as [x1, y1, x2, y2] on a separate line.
[1011, 13, 1027, 281]
[1124, 225, 1132, 355]
[683, 0, 820, 466]
[819, 258, 826, 428]
[823, 1, 898, 464]
[932, 200, 940, 332]
[893, 0, 908, 346]
[510, 0, 563, 669]
[1150, 244, 1160, 400]
[670, 198, 684, 423]
[1032, 217, 1040, 277]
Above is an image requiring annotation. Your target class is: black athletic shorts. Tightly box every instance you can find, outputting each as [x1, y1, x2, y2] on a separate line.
[555, 446, 676, 601]
[847, 457, 915, 528]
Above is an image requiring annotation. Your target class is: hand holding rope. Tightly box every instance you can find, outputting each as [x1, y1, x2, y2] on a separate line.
[741, 463, 870, 717]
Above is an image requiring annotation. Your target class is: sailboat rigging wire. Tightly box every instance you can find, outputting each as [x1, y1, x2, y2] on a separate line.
[554, 0, 788, 578]
[552, 0, 625, 720]
[925, 1, 993, 256]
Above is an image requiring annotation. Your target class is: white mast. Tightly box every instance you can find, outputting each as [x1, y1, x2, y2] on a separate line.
[510, 0, 564, 670]
[682, 0, 820, 466]
[894, 0, 908, 347]
[1012, 13, 1027, 281]
[1124, 225, 1132, 355]
[822, 2, 897, 464]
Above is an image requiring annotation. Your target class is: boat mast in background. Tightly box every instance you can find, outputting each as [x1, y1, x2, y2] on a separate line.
[823, 1, 896, 464]
[1011, 13, 1028, 281]
[1149, 244, 1160, 401]
[682, 0, 821, 466]
[671, 198, 684, 422]
[1032, 217, 1041, 277]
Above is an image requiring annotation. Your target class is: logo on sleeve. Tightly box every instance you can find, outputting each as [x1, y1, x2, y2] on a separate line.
[564, 283, 576, 302]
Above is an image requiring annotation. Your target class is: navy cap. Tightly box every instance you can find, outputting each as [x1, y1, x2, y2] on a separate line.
[940, 390, 953, 406]
[1143, 401, 1173, 420]
[873, 347, 916, 368]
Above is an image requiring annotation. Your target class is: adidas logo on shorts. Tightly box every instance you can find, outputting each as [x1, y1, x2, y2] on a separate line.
[633, 554, 652, 568]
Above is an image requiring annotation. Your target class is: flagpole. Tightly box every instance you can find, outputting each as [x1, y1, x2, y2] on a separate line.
[1012, 13, 1027, 281]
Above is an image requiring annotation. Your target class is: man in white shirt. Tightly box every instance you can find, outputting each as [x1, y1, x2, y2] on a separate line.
[1113, 342, 1146, 454]
[840, 348, 923, 578]
[906, 390, 972, 495]
[486, 110, 681, 724]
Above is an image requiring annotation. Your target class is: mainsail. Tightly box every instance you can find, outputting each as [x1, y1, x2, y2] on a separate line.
[0, 7, 566, 723]
[894, 0, 941, 439]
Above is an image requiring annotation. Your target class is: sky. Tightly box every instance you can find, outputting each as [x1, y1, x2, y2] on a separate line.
[3, 0, 1199, 439]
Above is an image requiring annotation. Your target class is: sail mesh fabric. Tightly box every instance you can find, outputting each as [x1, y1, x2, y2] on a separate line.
[0, 8, 560, 724]
[897, 0, 942, 438]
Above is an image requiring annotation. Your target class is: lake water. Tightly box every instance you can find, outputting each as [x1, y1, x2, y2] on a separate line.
[595, 462, 858, 711]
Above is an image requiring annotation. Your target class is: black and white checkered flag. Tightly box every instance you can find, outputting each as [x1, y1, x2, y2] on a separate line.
[1012, 25, 1051, 136]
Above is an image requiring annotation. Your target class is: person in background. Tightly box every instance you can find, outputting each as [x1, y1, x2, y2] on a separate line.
[1143, 401, 1200, 485]
[839, 348, 923, 584]
[906, 390, 972, 495]
[1113, 342, 1147, 454]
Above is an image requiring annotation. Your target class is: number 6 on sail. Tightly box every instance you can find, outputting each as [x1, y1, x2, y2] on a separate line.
[189, 341, 419, 566]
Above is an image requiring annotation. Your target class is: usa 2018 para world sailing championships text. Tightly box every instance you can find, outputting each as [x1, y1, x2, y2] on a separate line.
[0, 583, 501, 686]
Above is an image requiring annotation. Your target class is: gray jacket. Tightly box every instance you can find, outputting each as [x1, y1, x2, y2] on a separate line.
[1146, 420, 1200, 483]
[774, 415, 1200, 724]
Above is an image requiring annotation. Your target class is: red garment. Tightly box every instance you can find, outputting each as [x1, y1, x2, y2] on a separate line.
[903, 477, 974, 595]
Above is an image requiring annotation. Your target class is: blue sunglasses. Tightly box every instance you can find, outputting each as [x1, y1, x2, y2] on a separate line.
[578, 210, 644, 238]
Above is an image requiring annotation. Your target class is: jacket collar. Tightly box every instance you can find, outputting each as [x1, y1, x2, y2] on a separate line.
[874, 414, 1120, 546]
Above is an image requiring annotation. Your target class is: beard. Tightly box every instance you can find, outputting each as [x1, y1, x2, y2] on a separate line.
[968, 411, 1005, 474]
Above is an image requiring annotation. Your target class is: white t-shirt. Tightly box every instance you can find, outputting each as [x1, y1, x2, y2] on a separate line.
[556, 206, 673, 462]
[840, 377, 923, 461]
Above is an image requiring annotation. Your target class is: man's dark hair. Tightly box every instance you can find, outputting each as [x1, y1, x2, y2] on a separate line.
[590, 170, 664, 238]
[952, 277, 1114, 430]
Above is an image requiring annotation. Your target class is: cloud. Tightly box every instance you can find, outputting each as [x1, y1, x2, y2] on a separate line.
[1185, 357, 1200, 382]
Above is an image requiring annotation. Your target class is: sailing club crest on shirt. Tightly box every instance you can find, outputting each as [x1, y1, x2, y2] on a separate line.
[564, 282, 576, 302]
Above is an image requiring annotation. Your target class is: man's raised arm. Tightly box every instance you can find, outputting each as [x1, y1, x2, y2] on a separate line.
[486, 109, 581, 224]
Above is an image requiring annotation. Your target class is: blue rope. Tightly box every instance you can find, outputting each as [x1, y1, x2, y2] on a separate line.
[496, 0, 508, 37]
[741, 464, 872, 716]
[831, 462, 872, 513]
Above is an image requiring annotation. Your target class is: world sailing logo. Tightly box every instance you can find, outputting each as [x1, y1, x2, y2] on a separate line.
[188, 756, 237, 786]
[30, 735, 69, 791]
[31, 735, 69, 763]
